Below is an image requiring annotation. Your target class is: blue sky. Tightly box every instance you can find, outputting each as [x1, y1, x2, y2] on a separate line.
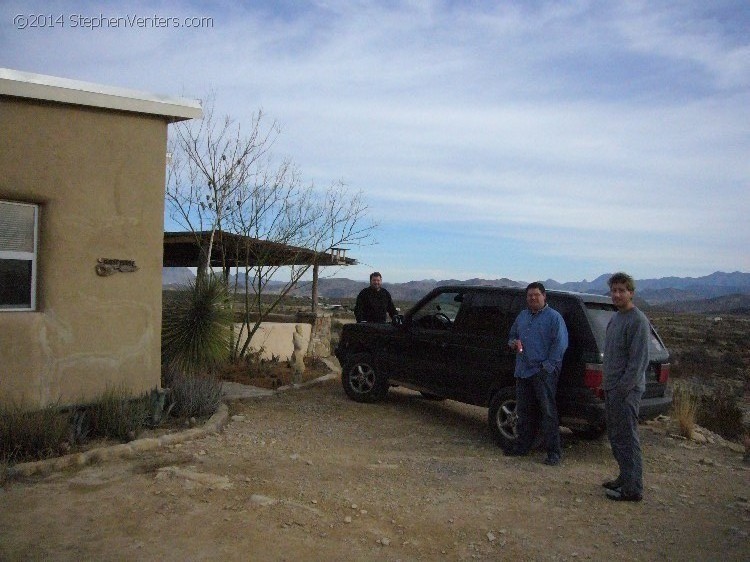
[3, 1, 749, 283]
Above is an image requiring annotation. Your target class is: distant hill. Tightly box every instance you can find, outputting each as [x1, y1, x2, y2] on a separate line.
[543, 271, 750, 297]
[652, 294, 750, 315]
[162, 267, 195, 287]
[162, 269, 750, 314]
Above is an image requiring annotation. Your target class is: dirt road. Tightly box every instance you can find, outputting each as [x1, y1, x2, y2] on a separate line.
[1, 378, 748, 561]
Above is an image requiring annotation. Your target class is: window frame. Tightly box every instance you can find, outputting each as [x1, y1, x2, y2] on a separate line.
[0, 200, 39, 312]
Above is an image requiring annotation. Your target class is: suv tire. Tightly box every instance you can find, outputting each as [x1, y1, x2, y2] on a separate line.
[488, 387, 518, 450]
[341, 353, 389, 403]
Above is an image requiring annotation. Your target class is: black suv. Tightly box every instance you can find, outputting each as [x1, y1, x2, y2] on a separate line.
[335, 286, 671, 449]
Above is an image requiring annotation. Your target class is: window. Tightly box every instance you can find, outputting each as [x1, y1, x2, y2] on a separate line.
[411, 291, 463, 330]
[0, 201, 39, 311]
[453, 291, 520, 338]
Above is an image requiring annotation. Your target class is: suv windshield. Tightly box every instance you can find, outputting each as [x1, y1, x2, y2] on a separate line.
[585, 303, 666, 354]
[412, 291, 463, 323]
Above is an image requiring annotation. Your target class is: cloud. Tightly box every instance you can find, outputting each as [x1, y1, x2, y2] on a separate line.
[2, 0, 748, 282]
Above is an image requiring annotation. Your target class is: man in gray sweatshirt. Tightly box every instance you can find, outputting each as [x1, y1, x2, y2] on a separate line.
[602, 272, 649, 502]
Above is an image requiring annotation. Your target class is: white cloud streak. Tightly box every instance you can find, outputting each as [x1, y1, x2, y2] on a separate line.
[2, 0, 748, 281]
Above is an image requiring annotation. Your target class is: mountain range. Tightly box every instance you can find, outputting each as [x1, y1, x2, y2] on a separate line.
[163, 269, 750, 313]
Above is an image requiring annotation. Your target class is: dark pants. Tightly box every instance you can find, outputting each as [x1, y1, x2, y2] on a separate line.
[515, 370, 561, 459]
[605, 387, 644, 496]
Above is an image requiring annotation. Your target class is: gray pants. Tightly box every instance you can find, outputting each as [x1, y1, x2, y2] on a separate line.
[605, 387, 644, 496]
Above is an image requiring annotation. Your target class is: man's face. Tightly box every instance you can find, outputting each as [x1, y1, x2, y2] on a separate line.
[610, 282, 634, 310]
[370, 275, 382, 290]
[526, 288, 546, 313]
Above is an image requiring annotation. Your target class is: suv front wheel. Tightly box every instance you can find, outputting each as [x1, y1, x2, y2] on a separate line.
[488, 387, 518, 450]
[342, 352, 389, 403]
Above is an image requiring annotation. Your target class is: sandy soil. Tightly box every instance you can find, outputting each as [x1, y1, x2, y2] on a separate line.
[1, 377, 748, 561]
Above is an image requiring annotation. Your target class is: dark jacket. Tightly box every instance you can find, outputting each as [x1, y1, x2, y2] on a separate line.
[354, 286, 397, 323]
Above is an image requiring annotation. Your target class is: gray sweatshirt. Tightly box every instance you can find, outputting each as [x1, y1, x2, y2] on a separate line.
[603, 307, 649, 392]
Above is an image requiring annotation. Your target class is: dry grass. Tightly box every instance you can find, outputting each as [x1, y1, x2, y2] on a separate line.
[671, 381, 700, 439]
[0, 402, 69, 464]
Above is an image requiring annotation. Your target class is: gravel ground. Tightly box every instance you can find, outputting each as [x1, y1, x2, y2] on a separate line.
[1, 377, 748, 561]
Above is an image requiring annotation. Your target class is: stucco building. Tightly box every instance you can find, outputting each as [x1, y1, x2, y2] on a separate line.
[0, 68, 201, 409]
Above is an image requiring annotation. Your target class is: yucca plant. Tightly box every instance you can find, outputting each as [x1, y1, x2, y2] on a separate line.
[162, 274, 232, 375]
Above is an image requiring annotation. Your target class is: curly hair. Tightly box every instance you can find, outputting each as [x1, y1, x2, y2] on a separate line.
[607, 272, 636, 292]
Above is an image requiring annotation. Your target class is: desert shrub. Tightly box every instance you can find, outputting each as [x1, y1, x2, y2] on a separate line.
[671, 348, 721, 378]
[721, 351, 745, 369]
[162, 275, 233, 375]
[0, 402, 69, 463]
[671, 381, 700, 439]
[696, 383, 745, 440]
[86, 386, 151, 443]
[163, 367, 222, 419]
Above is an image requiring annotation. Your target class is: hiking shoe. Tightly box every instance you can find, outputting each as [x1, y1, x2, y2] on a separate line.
[605, 488, 642, 502]
[543, 455, 561, 466]
[602, 477, 623, 490]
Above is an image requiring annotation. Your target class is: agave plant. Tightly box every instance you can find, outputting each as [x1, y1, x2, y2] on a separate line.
[162, 274, 232, 375]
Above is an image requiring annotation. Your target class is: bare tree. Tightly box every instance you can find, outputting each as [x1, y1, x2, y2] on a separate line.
[166, 98, 376, 361]
[166, 94, 280, 276]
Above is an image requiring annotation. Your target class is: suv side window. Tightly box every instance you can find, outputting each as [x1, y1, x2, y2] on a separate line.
[453, 291, 521, 339]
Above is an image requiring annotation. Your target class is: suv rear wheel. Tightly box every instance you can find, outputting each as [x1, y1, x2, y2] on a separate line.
[341, 353, 389, 403]
[488, 387, 518, 450]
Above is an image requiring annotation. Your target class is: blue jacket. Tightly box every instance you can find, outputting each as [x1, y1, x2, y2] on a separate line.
[508, 305, 568, 378]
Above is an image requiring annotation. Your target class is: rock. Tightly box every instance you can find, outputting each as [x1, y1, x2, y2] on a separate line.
[344, 516, 352, 524]
[250, 494, 277, 506]
[487, 532, 496, 542]
[691, 432, 708, 444]
[231, 415, 246, 422]
[156, 466, 233, 490]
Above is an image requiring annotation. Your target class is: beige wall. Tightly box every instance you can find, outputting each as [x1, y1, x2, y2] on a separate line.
[235, 323, 312, 362]
[0, 97, 169, 408]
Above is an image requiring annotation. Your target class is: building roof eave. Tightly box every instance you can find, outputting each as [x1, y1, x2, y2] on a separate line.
[0, 68, 202, 121]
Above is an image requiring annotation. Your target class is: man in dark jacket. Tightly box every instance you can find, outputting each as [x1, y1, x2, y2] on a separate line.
[354, 272, 397, 323]
[602, 271, 649, 502]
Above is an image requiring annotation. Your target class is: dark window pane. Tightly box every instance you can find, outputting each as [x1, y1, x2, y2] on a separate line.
[0, 259, 32, 308]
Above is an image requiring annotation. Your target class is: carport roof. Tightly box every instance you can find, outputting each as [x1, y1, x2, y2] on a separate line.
[163, 230, 357, 268]
[0, 68, 202, 121]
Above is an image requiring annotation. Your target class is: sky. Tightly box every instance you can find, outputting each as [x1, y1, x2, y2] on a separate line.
[2, 1, 749, 283]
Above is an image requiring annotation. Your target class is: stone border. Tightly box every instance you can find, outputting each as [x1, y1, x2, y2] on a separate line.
[6, 404, 230, 480]
[4, 366, 342, 481]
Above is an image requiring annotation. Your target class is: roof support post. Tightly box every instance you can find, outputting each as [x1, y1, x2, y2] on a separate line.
[311, 261, 319, 313]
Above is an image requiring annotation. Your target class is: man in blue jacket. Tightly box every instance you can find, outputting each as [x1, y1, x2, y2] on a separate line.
[506, 282, 569, 465]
